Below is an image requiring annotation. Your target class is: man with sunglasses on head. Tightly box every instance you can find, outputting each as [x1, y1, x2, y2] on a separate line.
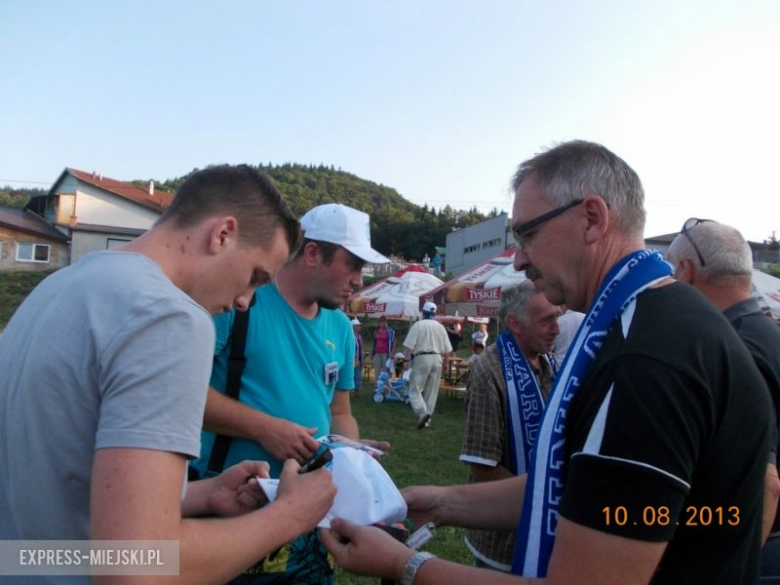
[668, 219, 780, 583]
[320, 141, 777, 585]
[194, 203, 391, 585]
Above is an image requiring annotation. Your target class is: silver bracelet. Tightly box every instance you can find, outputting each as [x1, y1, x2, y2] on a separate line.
[400, 551, 436, 585]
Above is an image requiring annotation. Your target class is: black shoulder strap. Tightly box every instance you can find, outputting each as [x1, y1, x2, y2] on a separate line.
[206, 309, 250, 475]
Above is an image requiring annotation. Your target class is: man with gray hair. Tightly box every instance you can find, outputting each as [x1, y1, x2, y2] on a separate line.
[321, 141, 779, 585]
[460, 280, 560, 572]
[667, 219, 780, 581]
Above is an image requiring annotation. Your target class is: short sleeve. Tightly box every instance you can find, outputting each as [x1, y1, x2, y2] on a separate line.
[559, 356, 709, 541]
[96, 297, 215, 459]
[460, 352, 505, 467]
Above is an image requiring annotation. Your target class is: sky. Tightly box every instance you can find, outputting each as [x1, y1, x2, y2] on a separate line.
[1, 0, 778, 242]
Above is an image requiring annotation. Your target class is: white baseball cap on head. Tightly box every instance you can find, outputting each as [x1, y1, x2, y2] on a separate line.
[350, 318, 361, 326]
[422, 301, 437, 313]
[300, 204, 390, 264]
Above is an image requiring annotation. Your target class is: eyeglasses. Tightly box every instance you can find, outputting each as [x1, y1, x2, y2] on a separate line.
[680, 218, 714, 267]
[512, 200, 583, 250]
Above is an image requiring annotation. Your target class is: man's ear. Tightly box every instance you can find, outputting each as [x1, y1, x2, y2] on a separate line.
[505, 314, 523, 336]
[582, 196, 610, 245]
[208, 217, 239, 254]
[301, 240, 321, 266]
[677, 258, 697, 284]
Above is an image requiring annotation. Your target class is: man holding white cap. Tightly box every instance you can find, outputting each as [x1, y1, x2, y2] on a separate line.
[403, 301, 452, 429]
[195, 203, 390, 584]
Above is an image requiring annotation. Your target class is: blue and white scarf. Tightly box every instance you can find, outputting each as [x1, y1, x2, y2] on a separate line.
[497, 331, 558, 475]
[511, 250, 672, 577]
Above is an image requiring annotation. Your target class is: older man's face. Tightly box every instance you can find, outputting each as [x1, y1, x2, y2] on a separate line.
[512, 177, 579, 307]
[518, 294, 561, 356]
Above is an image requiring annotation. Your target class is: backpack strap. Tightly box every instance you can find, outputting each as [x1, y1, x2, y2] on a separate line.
[206, 308, 250, 475]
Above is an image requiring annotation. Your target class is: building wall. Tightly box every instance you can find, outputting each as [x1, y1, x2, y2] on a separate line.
[0, 226, 69, 272]
[445, 213, 510, 276]
[69, 231, 135, 263]
[70, 183, 160, 229]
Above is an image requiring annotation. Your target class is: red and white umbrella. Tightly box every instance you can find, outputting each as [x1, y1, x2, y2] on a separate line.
[347, 265, 444, 321]
[427, 247, 526, 318]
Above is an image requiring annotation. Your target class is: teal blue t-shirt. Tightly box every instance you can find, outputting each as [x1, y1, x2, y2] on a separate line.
[195, 283, 355, 478]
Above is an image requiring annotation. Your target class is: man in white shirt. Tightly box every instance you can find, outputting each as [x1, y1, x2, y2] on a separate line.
[403, 301, 452, 429]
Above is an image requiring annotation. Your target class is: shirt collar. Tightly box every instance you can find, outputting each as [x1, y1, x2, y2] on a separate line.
[723, 297, 762, 323]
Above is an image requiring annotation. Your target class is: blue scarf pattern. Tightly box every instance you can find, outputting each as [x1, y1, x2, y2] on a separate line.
[497, 331, 557, 475]
[511, 250, 672, 577]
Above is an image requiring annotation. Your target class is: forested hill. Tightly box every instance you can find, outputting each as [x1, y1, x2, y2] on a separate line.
[155, 163, 501, 260]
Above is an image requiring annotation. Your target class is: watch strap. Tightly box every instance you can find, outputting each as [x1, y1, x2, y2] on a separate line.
[400, 551, 436, 585]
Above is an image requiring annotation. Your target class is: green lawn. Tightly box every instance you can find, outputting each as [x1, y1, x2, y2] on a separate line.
[336, 378, 474, 584]
[0, 270, 55, 329]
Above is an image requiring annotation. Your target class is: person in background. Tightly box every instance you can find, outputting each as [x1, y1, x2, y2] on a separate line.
[372, 315, 396, 379]
[467, 341, 485, 365]
[432, 252, 443, 275]
[446, 320, 464, 353]
[0, 164, 336, 584]
[195, 203, 391, 585]
[667, 219, 780, 583]
[351, 317, 364, 395]
[403, 301, 452, 429]
[471, 322, 489, 349]
[551, 305, 584, 366]
[460, 280, 559, 572]
[321, 140, 777, 585]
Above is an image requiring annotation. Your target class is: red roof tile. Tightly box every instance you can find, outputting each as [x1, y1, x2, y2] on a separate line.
[67, 168, 173, 212]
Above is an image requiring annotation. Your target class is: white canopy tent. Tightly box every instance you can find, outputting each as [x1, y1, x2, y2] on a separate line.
[427, 246, 526, 318]
[347, 266, 444, 321]
[752, 269, 780, 320]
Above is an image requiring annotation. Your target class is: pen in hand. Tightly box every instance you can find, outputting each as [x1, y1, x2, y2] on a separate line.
[298, 449, 333, 474]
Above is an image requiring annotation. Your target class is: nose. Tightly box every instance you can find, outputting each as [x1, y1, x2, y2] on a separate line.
[514, 247, 531, 272]
[233, 289, 254, 312]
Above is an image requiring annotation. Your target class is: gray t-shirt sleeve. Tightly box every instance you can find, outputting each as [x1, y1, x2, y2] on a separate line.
[95, 297, 215, 459]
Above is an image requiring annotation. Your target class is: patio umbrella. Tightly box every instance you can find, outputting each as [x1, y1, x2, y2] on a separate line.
[752, 269, 780, 319]
[427, 246, 526, 318]
[347, 265, 444, 320]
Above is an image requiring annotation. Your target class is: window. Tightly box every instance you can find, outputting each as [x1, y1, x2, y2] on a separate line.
[16, 242, 50, 263]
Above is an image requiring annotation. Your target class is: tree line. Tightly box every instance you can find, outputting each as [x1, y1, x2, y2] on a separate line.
[153, 163, 502, 260]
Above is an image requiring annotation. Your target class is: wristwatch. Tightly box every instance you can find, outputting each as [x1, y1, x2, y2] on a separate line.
[400, 551, 436, 585]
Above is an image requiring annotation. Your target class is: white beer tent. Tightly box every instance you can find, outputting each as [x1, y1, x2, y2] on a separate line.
[427, 246, 526, 318]
[753, 269, 780, 320]
[347, 265, 444, 321]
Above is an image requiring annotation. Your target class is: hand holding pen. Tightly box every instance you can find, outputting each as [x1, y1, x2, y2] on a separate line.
[298, 448, 333, 474]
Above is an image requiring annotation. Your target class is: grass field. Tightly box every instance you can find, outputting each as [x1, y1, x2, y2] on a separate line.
[0, 270, 55, 330]
[335, 373, 474, 584]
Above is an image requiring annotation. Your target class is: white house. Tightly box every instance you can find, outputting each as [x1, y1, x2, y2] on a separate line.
[26, 168, 173, 263]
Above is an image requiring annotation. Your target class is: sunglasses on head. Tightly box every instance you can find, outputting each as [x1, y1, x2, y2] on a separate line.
[680, 218, 715, 267]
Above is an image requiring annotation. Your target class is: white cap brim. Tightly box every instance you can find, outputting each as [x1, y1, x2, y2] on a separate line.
[344, 244, 391, 264]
